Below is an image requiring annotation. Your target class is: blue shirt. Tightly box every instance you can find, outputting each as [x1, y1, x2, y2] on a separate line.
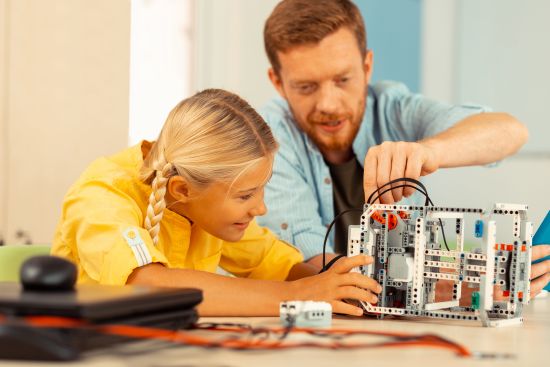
[258, 81, 489, 260]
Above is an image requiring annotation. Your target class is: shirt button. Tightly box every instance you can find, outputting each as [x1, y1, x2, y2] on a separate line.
[281, 222, 289, 230]
[324, 177, 331, 185]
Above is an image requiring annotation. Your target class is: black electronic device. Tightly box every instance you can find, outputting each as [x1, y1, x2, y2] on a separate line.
[0, 256, 203, 361]
[20, 255, 77, 291]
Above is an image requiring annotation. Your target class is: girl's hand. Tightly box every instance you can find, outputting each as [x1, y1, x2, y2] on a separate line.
[289, 255, 382, 316]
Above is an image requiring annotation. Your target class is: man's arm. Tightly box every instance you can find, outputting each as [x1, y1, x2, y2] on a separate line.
[363, 112, 528, 203]
[421, 112, 527, 167]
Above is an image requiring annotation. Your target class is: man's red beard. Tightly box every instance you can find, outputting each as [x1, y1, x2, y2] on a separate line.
[303, 101, 365, 153]
[287, 88, 367, 155]
[307, 116, 353, 151]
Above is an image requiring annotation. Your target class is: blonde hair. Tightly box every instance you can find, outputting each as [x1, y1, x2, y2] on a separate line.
[140, 89, 278, 245]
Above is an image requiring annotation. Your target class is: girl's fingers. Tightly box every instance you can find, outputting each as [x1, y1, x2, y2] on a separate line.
[336, 285, 378, 304]
[338, 272, 382, 294]
[330, 255, 373, 274]
[332, 300, 364, 316]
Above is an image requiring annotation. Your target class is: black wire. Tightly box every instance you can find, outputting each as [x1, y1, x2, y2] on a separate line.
[367, 184, 430, 207]
[0, 312, 469, 355]
[279, 314, 296, 340]
[322, 208, 364, 270]
[365, 180, 450, 252]
[319, 254, 347, 274]
[322, 178, 452, 274]
[199, 324, 467, 354]
[366, 177, 430, 205]
[195, 321, 273, 344]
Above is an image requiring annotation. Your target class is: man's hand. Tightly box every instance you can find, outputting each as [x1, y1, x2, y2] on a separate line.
[363, 141, 440, 204]
[530, 244, 550, 298]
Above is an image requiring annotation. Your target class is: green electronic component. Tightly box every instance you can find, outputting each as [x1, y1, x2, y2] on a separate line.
[472, 292, 480, 310]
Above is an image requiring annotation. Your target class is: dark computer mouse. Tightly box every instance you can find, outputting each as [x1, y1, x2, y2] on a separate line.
[20, 255, 77, 291]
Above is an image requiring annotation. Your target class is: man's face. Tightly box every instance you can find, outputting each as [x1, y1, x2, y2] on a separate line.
[269, 27, 373, 161]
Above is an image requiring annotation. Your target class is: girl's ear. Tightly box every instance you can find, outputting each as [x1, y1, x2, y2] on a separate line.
[167, 176, 191, 203]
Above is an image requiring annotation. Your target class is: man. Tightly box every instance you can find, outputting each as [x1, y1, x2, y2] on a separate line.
[257, 0, 550, 297]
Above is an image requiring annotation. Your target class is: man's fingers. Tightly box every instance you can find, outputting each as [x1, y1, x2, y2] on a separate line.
[332, 300, 364, 316]
[530, 258, 550, 280]
[330, 255, 373, 274]
[376, 148, 393, 204]
[363, 150, 378, 203]
[530, 272, 550, 299]
[389, 151, 407, 202]
[403, 151, 422, 197]
[531, 245, 550, 261]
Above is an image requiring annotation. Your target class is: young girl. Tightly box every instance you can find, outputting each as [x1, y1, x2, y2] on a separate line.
[52, 89, 380, 316]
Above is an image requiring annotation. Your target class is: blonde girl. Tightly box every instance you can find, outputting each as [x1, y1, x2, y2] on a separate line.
[52, 89, 380, 316]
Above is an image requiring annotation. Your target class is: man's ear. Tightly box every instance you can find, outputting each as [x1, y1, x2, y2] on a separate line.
[363, 49, 374, 85]
[167, 176, 191, 204]
[268, 67, 287, 99]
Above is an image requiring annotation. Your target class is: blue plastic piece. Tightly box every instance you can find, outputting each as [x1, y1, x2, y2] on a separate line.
[474, 220, 484, 238]
[533, 211, 550, 291]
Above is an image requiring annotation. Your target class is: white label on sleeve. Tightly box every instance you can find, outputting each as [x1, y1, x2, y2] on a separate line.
[122, 228, 152, 267]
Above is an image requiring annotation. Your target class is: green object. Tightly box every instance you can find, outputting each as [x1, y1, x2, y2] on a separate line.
[0, 245, 51, 281]
[471, 291, 480, 310]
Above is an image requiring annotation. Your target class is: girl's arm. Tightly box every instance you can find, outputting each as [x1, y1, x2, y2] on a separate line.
[127, 255, 380, 316]
[285, 262, 318, 280]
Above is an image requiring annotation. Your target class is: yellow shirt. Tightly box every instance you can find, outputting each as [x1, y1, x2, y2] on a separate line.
[52, 142, 303, 285]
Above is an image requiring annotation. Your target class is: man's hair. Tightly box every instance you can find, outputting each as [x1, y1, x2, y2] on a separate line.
[264, 0, 367, 75]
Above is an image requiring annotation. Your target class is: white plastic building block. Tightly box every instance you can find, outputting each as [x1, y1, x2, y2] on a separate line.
[280, 301, 332, 328]
[347, 203, 532, 327]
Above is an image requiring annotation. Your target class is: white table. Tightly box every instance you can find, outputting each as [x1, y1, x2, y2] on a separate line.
[3, 295, 549, 367]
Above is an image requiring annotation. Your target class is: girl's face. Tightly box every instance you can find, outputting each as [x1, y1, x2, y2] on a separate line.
[168, 158, 272, 242]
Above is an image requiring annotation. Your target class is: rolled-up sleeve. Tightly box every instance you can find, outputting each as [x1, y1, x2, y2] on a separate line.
[55, 180, 169, 285]
[373, 81, 491, 141]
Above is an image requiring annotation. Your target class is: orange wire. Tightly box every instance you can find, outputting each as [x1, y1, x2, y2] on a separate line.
[0, 315, 471, 357]
[196, 325, 470, 356]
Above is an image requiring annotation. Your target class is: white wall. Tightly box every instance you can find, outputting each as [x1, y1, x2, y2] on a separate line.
[129, 0, 194, 145]
[0, 0, 7, 244]
[0, 0, 194, 244]
[1, 0, 131, 244]
[456, 0, 550, 154]
[421, 0, 550, 231]
[420, 0, 458, 102]
[194, 0, 280, 110]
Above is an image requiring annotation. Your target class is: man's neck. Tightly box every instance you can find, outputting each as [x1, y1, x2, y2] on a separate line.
[322, 148, 354, 165]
